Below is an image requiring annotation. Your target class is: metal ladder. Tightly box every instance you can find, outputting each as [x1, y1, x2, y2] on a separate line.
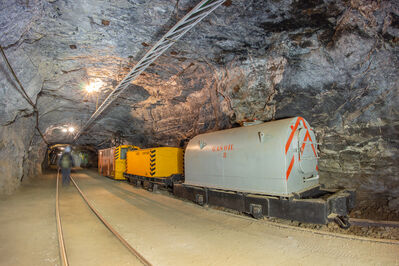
[73, 0, 226, 142]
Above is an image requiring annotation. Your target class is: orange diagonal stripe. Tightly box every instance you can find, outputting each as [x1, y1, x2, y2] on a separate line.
[285, 117, 306, 154]
[286, 155, 295, 180]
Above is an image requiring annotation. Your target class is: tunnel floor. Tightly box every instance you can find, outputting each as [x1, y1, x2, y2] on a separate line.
[0, 169, 398, 265]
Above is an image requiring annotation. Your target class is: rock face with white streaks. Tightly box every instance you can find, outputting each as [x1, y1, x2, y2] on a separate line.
[0, 0, 398, 196]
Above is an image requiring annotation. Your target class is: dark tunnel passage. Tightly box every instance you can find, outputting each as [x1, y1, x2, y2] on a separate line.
[43, 144, 98, 172]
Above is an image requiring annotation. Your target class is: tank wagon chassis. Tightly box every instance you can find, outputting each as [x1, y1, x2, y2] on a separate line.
[174, 184, 355, 228]
[124, 173, 183, 191]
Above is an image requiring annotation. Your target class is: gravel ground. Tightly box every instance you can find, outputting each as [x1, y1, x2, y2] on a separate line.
[1, 169, 398, 266]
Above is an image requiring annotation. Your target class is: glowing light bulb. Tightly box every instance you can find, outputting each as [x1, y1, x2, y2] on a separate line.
[85, 79, 104, 93]
[62, 128, 68, 133]
[68, 127, 75, 133]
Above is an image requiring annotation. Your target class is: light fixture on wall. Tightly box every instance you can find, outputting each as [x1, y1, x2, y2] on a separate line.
[85, 79, 103, 93]
[85, 79, 104, 110]
[60, 126, 76, 134]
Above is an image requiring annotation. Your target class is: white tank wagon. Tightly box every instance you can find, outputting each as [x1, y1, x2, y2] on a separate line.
[174, 117, 356, 227]
[185, 117, 319, 195]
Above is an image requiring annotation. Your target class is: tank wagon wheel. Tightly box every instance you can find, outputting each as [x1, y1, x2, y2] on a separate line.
[334, 215, 351, 229]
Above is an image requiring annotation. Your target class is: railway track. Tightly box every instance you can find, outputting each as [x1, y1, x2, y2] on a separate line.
[55, 170, 152, 266]
[84, 169, 399, 243]
[55, 169, 398, 265]
[82, 169, 399, 246]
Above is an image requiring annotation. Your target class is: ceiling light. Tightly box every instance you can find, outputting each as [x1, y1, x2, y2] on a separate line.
[62, 128, 68, 133]
[85, 79, 104, 93]
[68, 127, 75, 133]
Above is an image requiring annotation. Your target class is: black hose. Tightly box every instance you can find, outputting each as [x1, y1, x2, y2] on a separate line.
[334, 215, 351, 229]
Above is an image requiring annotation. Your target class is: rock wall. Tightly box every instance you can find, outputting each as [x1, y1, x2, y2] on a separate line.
[0, 0, 48, 194]
[212, 0, 399, 195]
[0, 117, 37, 194]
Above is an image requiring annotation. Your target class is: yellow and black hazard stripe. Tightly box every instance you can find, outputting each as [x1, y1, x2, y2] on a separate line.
[149, 149, 156, 176]
[114, 148, 120, 160]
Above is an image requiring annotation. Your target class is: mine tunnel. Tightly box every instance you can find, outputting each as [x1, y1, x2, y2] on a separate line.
[0, 0, 398, 265]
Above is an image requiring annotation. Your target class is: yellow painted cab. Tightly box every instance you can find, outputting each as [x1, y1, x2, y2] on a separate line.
[98, 145, 140, 180]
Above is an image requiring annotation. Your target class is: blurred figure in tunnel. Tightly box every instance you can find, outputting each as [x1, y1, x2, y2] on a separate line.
[57, 146, 75, 186]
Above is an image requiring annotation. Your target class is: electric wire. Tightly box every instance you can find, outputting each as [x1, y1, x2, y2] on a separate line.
[0, 45, 49, 145]
[0, 45, 36, 107]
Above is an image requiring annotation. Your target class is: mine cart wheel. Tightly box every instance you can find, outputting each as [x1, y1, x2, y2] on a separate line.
[249, 204, 263, 219]
[152, 183, 159, 192]
[131, 179, 139, 187]
[334, 215, 351, 229]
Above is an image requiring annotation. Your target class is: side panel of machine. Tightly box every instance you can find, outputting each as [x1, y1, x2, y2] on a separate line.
[126, 147, 183, 178]
[185, 119, 292, 195]
[98, 147, 115, 178]
[153, 148, 183, 177]
[98, 150, 103, 175]
[126, 149, 149, 177]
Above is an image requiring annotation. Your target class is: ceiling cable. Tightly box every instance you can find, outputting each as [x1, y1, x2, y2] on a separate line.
[73, 0, 226, 143]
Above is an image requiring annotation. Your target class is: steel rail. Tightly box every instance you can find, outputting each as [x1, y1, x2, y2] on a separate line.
[349, 218, 399, 228]
[73, 0, 226, 143]
[70, 176, 152, 266]
[208, 207, 399, 245]
[55, 170, 69, 266]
